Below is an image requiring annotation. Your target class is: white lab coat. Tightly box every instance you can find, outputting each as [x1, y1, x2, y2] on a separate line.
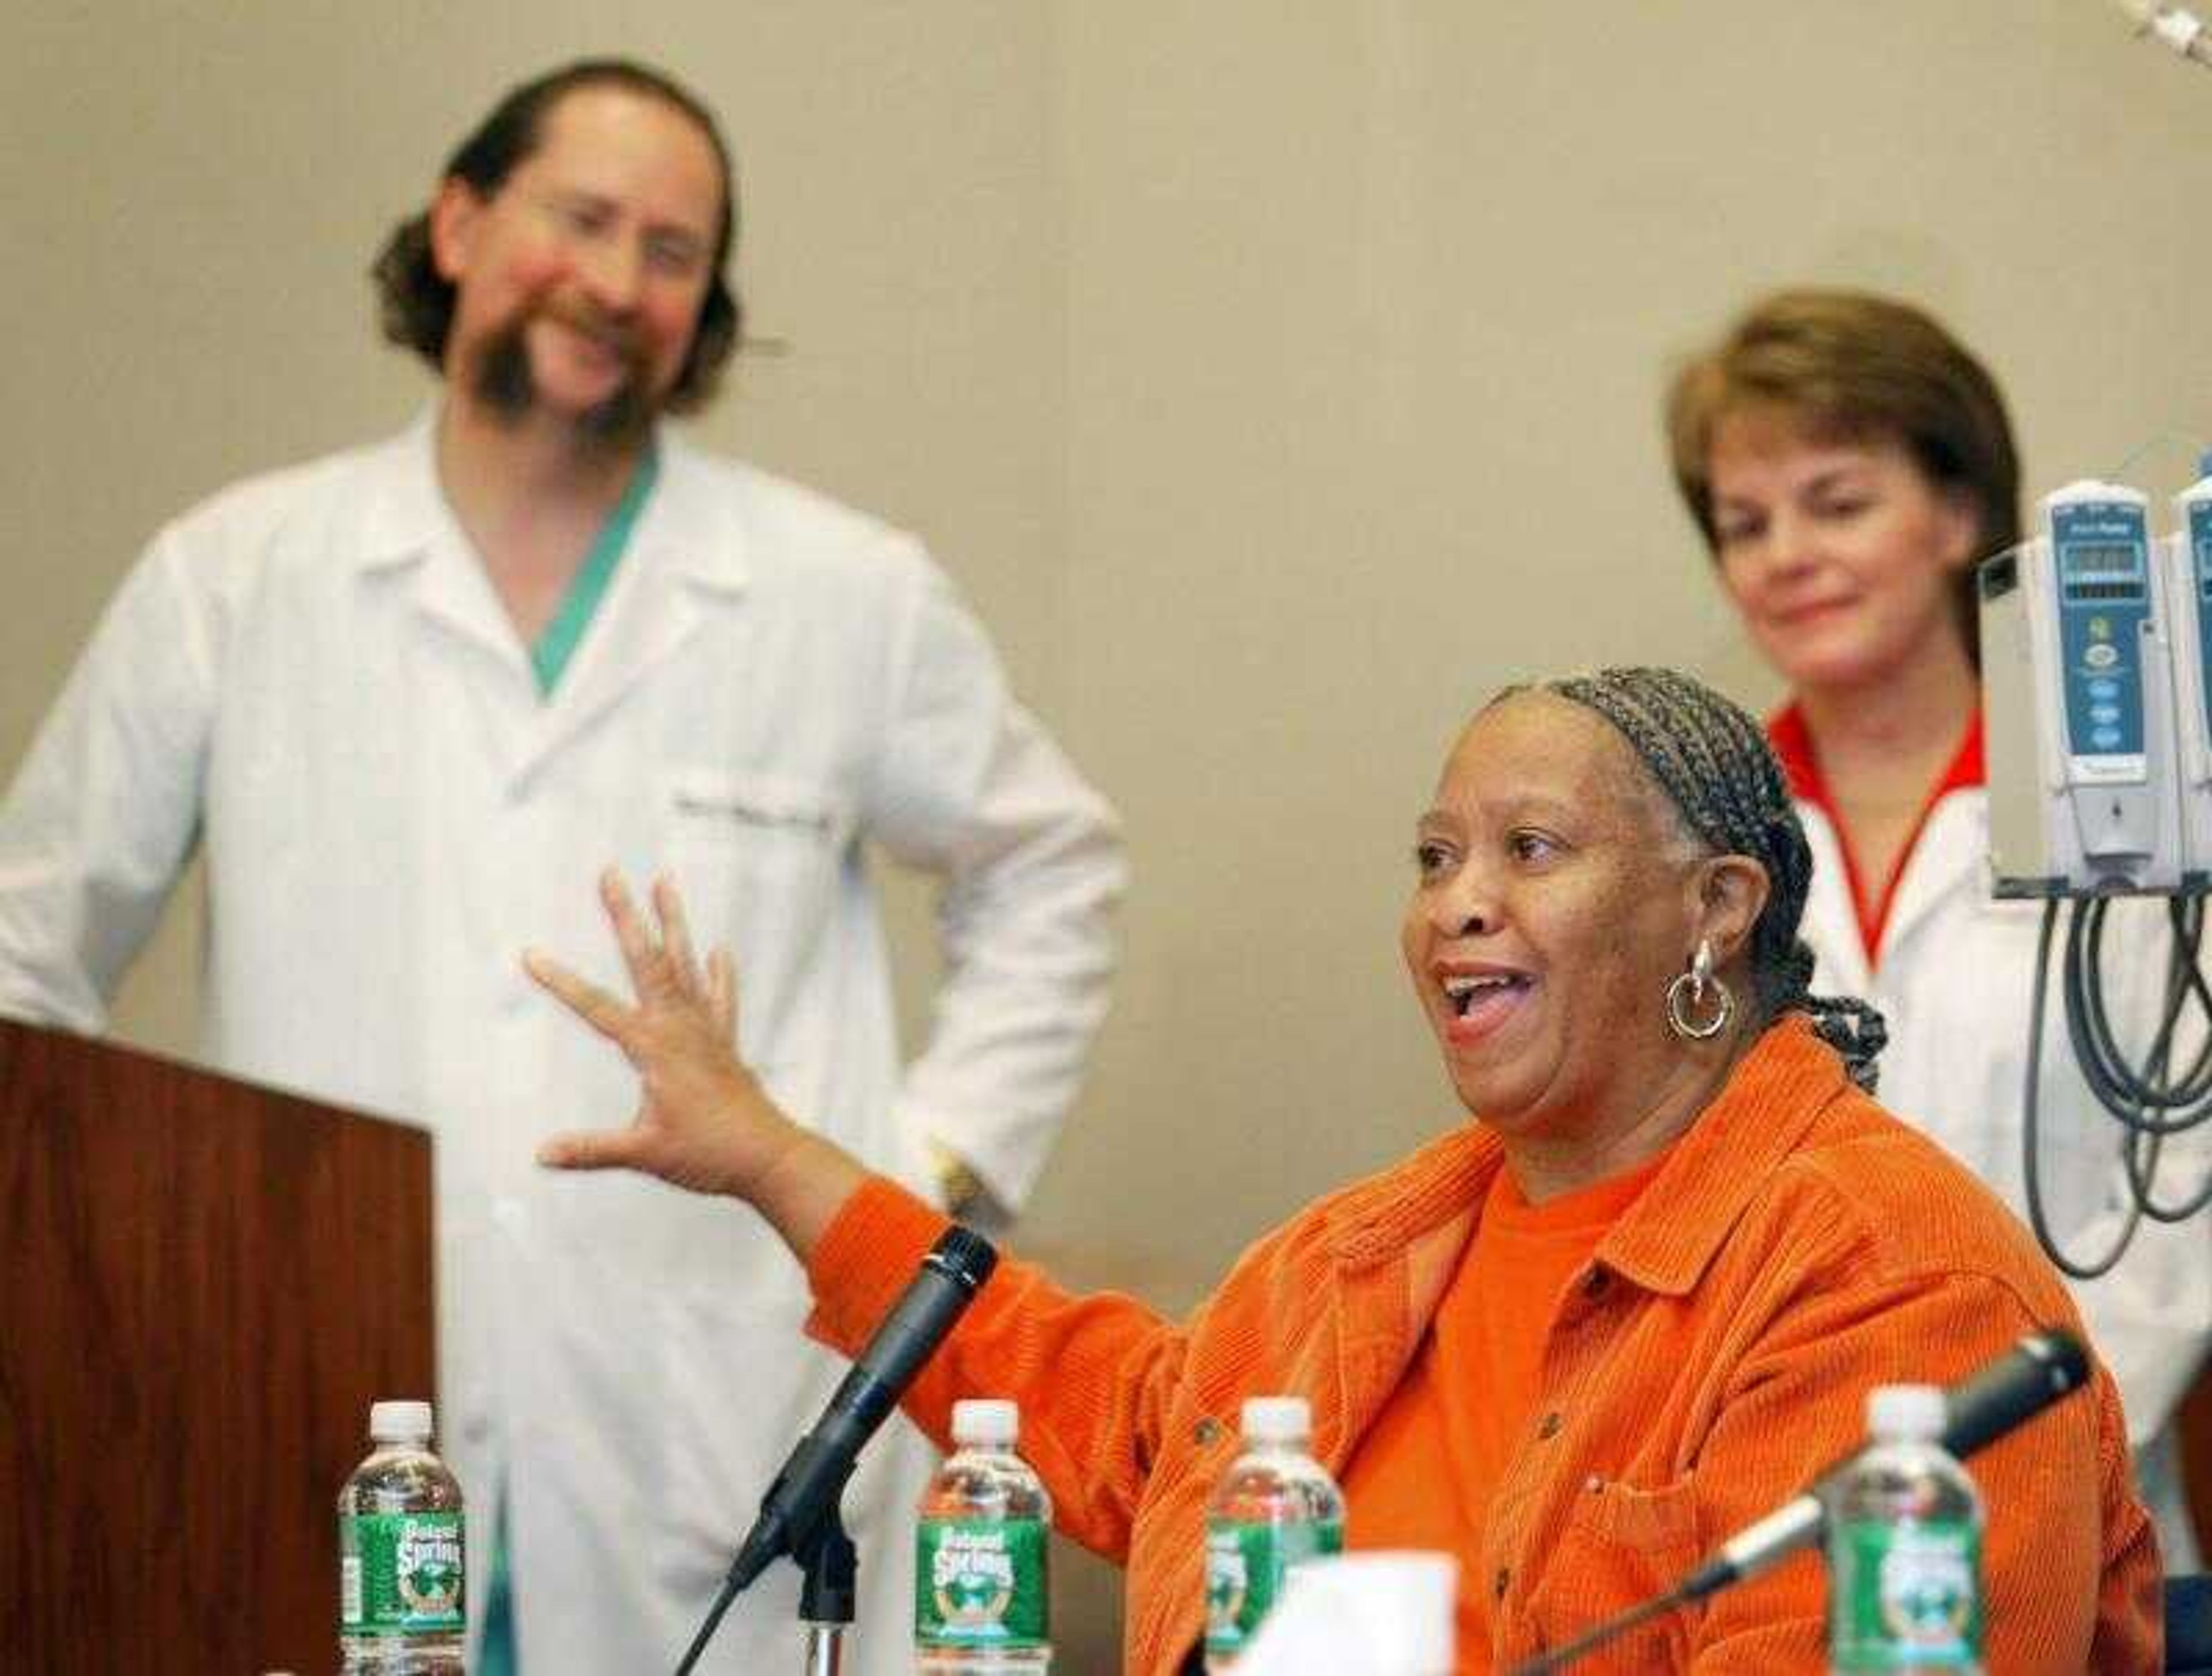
[1796, 786, 2211, 1568]
[0, 417, 1126, 1673]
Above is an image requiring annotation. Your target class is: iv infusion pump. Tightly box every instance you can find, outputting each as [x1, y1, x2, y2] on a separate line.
[1977, 470, 2212, 1282]
[1981, 474, 2209, 896]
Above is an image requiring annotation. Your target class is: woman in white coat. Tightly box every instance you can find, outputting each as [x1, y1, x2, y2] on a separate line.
[1664, 286, 2211, 1568]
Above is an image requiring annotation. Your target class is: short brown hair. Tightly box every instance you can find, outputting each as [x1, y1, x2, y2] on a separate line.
[370, 59, 743, 413]
[1664, 289, 2020, 662]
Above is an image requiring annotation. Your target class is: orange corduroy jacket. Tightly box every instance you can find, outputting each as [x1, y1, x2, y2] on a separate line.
[806, 1017, 2161, 1673]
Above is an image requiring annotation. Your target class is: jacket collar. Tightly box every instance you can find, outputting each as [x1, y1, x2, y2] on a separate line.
[1323, 1016, 1851, 1298]
[350, 410, 455, 573]
[1322, 1123, 1503, 1268]
[344, 410, 756, 787]
[348, 407, 755, 598]
[1596, 1015, 1850, 1296]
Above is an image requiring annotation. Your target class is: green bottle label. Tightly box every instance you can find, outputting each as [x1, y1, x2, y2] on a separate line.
[1203, 1515, 1343, 1655]
[1830, 1518, 1982, 1669]
[339, 1512, 466, 1636]
[915, 1516, 1050, 1649]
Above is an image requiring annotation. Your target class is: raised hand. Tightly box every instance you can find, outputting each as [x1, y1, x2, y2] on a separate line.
[525, 870, 808, 1202]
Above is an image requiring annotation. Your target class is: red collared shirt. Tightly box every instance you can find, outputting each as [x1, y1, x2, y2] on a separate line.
[1767, 703, 1983, 965]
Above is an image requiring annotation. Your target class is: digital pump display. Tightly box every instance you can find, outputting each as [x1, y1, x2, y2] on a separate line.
[2059, 542, 2143, 580]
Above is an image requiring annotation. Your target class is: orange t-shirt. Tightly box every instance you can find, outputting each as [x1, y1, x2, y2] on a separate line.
[1342, 1154, 1668, 1665]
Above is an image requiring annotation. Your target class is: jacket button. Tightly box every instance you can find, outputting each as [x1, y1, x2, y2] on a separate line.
[1536, 1410, 1563, 1440]
[1493, 1565, 1510, 1600]
[1194, 1417, 1222, 1446]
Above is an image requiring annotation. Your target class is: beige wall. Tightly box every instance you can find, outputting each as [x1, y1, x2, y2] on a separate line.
[6, 0, 2210, 1658]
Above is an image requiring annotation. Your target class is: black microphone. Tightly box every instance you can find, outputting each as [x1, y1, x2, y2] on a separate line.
[675, 1225, 998, 1673]
[1680, 1328, 2090, 1599]
[1510, 1329, 2091, 1676]
[727, 1225, 998, 1588]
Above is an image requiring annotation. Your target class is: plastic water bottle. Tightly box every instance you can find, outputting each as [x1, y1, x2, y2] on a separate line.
[915, 1398, 1053, 1672]
[338, 1399, 466, 1674]
[1203, 1395, 1346, 1671]
[1826, 1384, 1984, 1674]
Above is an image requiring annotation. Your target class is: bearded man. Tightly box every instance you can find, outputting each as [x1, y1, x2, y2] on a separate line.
[0, 58, 1125, 1676]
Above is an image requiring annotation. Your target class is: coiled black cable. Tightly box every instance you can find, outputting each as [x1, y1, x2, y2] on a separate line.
[2023, 890, 2212, 1280]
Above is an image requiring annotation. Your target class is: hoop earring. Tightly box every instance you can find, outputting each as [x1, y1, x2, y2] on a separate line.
[1666, 937, 1734, 1041]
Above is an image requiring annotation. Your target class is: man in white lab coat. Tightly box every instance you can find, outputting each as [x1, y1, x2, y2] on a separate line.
[0, 59, 1125, 1675]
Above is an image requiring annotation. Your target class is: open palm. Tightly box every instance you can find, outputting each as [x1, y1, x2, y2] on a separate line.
[525, 869, 796, 1199]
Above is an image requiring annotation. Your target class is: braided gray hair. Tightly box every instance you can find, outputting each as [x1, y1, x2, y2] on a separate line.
[1519, 666, 1888, 1091]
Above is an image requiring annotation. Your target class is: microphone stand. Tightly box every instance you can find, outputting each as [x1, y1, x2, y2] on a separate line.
[673, 1477, 862, 1676]
[797, 1501, 858, 1676]
[671, 1227, 1000, 1675]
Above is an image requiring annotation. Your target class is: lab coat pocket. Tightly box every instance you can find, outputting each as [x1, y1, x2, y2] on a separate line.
[1524, 1474, 1700, 1670]
[668, 766, 855, 848]
[662, 766, 855, 1097]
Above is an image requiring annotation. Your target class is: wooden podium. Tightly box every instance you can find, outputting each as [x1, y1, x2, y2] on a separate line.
[0, 1017, 435, 1674]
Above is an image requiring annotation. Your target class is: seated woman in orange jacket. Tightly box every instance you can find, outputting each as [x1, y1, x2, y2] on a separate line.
[527, 665, 2160, 1674]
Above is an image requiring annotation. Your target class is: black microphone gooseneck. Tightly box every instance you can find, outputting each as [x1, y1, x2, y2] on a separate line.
[673, 1225, 999, 1675]
[1507, 1330, 2091, 1676]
